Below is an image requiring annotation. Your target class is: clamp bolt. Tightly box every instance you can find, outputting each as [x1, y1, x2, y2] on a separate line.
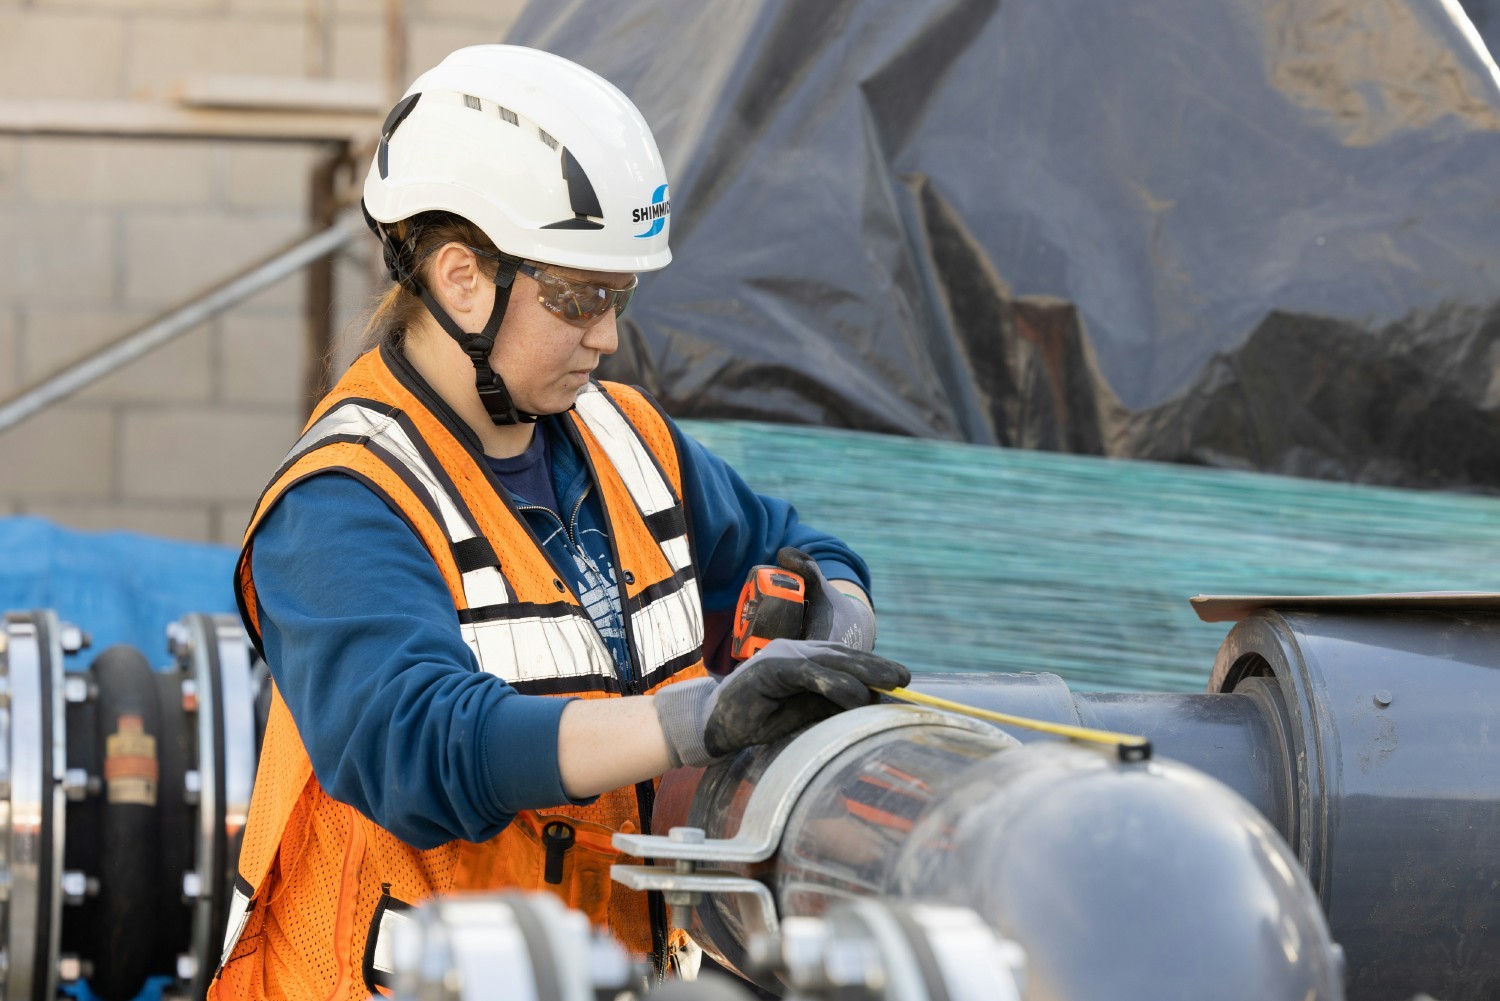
[166, 621, 193, 660]
[58, 955, 92, 982]
[58, 625, 89, 654]
[62, 768, 96, 801]
[1374, 690, 1393, 708]
[63, 676, 92, 704]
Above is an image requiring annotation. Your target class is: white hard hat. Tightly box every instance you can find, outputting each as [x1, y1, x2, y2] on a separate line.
[363, 44, 672, 274]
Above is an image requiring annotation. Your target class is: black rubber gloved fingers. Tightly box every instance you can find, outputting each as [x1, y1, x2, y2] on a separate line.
[702, 638, 910, 758]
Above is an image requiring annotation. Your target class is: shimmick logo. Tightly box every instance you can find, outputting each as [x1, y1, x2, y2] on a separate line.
[632, 183, 670, 237]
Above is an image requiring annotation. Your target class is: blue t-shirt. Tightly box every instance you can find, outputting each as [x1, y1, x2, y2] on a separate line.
[250, 407, 871, 848]
[484, 426, 559, 516]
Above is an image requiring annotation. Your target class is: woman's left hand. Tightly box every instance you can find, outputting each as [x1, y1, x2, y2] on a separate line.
[777, 547, 876, 652]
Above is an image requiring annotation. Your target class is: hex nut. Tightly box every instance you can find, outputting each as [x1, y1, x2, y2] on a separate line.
[63, 676, 92, 704]
[62, 871, 88, 905]
[58, 625, 88, 654]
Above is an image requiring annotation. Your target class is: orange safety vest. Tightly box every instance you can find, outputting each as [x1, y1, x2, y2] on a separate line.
[212, 345, 708, 1000]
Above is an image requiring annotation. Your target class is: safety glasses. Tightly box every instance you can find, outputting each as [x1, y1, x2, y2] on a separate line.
[517, 262, 637, 327]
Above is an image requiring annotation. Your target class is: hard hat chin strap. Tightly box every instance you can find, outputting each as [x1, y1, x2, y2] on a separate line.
[410, 260, 542, 426]
[362, 200, 544, 427]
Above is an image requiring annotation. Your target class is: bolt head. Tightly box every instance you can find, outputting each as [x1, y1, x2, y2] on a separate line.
[668, 826, 706, 844]
[183, 871, 202, 900]
[58, 625, 88, 654]
[63, 676, 91, 704]
[176, 954, 199, 981]
[166, 621, 193, 660]
[61, 871, 88, 904]
[58, 955, 89, 982]
[184, 769, 202, 804]
[1374, 690, 1393, 708]
[62, 768, 92, 801]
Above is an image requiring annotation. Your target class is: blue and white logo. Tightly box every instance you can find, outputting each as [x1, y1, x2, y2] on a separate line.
[632, 183, 671, 238]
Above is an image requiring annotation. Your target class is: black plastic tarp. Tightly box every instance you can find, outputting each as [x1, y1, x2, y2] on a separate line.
[507, 0, 1500, 490]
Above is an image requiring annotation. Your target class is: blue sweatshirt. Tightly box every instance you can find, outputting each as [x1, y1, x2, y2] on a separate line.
[249, 406, 870, 849]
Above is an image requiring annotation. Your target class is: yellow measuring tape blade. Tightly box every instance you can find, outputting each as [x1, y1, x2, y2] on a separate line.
[877, 687, 1152, 761]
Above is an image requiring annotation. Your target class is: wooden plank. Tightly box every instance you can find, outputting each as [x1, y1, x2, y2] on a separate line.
[0, 98, 379, 143]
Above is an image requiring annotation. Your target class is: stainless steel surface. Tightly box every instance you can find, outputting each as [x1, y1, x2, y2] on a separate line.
[2, 615, 38, 1001]
[610, 867, 782, 941]
[183, 614, 219, 1001]
[389, 894, 638, 1001]
[214, 617, 256, 861]
[43, 615, 64, 1001]
[3, 612, 61, 1001]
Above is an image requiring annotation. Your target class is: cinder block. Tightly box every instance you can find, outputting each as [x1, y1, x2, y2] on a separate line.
[420, 0, 526, 27]
[127, 17, 307, 95]
[410, 21, 513, 76]
[122, 210, 307, 309]
[121, 407, 301, 501]
[224, 143, 319, 211]
[20, 306, 213, 404]
[331, 19, 385, 84]
[0, 12, 126, 100]
[224, 0, 305, 14]
[219, 312, 309, 407]
[0, 406, 115, 499]
[24, 137, 216, 206]
[212, 500, 256, 547]
[0, 307, 17, 394]
[34, 0, 219, 12]
[0, 206, 116, 306]
[16, 499, 214, 542]
[0, 138, 19, 202]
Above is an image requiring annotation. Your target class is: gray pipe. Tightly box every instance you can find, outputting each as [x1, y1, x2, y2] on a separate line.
[0, 221, 355, 432]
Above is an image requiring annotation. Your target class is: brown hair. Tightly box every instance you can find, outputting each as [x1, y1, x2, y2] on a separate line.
[355, 211, 503, 352]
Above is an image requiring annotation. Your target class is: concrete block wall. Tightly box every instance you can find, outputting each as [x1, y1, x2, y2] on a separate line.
[0, 0, 526, 544]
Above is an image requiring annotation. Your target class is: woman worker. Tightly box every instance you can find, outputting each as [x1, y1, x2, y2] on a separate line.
[210, 44, 907, 1000]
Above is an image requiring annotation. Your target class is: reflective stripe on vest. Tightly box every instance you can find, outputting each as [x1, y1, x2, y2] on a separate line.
[289, 401, 511, 610]
[218, 877, 254, 970]
[572, 385, 703, 676]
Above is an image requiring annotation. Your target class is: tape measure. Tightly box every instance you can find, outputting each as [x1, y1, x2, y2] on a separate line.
[730, 565, 806, 660]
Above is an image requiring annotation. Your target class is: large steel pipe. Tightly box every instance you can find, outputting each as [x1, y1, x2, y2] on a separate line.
[632, 704, 1342, 1001]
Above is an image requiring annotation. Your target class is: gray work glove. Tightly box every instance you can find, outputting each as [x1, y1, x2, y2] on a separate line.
[654, 639, 910, 768]
[777, 547, 876, 652]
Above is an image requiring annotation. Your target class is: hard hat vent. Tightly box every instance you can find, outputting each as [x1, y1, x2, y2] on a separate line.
[463, 94, 482, 111]
[538, 128, 559, 151]
[498, 106, 518, 126]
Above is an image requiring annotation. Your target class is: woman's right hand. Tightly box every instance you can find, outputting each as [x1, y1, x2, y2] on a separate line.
[653, 640, 911, 768]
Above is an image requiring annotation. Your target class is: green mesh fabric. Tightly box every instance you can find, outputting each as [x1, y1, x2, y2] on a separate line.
[682, 420, 1500, 693]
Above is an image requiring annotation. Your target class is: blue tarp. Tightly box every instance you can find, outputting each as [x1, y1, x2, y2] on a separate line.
[0, 516, 237, 666]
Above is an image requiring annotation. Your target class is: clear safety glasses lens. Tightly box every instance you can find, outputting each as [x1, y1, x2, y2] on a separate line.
[518, 263, 637, 327]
